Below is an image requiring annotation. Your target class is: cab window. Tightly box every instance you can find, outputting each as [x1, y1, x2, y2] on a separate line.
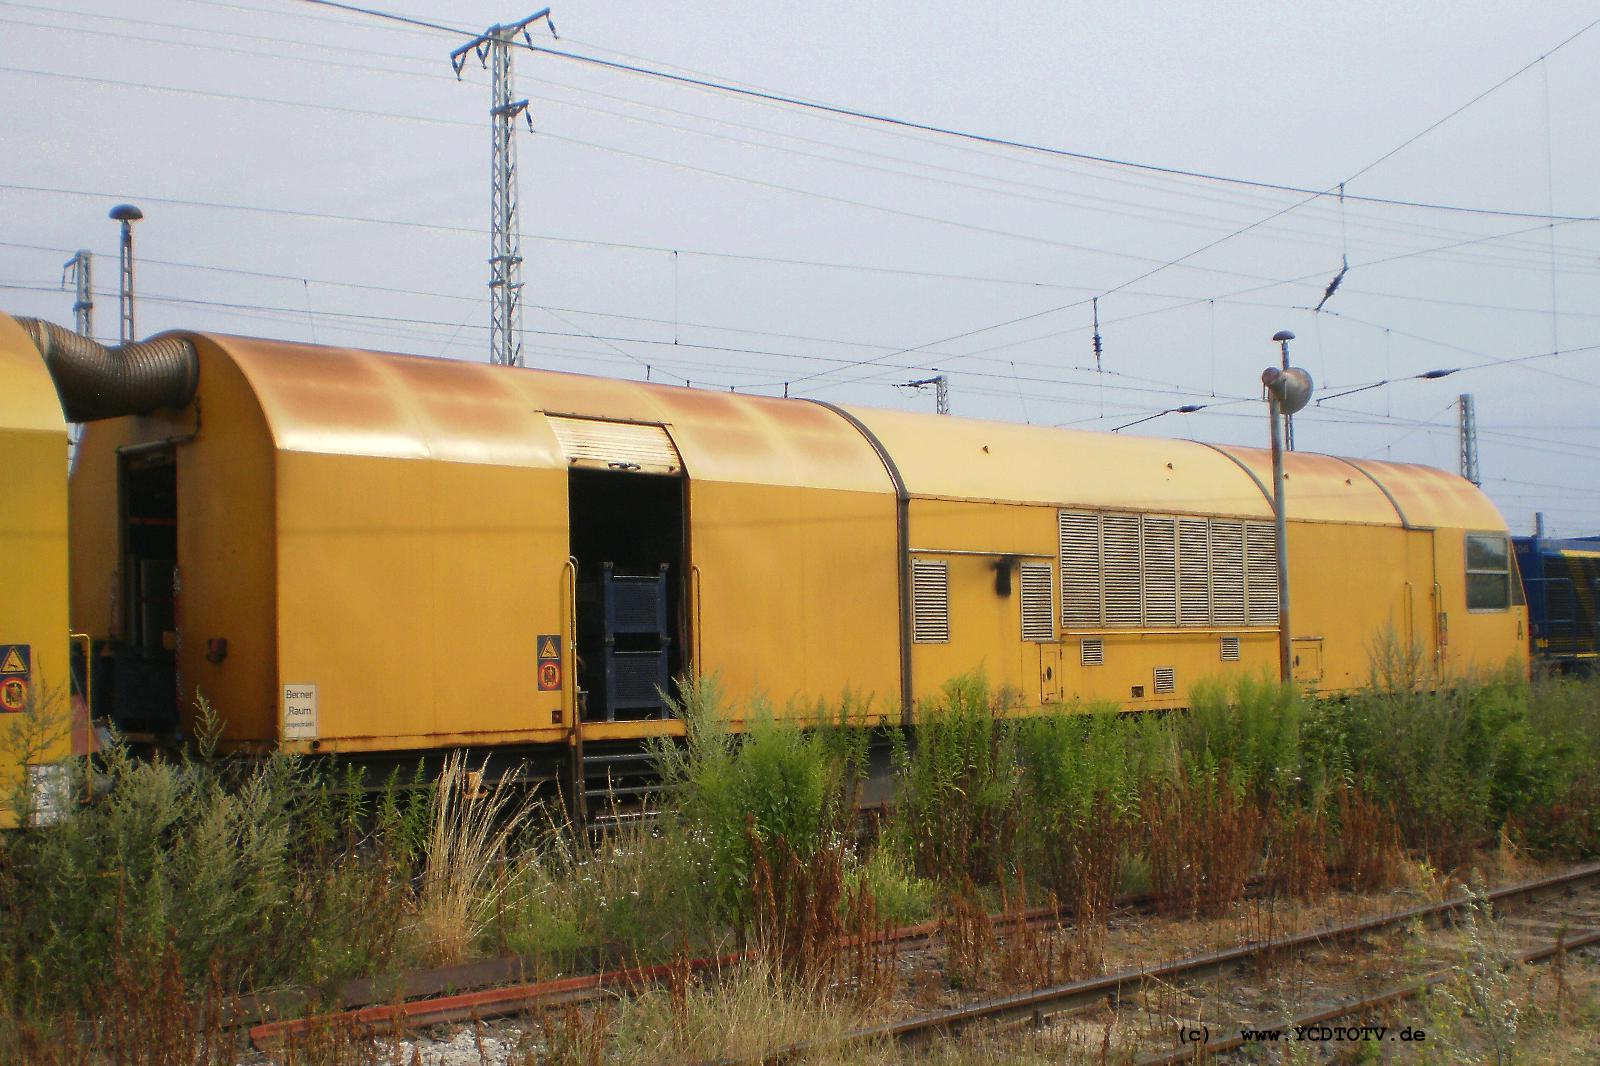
[1465, 533, 1510, 611]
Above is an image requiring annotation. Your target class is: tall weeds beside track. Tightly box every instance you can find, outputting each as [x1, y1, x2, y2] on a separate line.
[893, 674, 1021, 885]
[411, 751, 539, 966]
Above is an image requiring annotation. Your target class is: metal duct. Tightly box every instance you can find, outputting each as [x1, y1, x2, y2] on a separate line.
[17, 318, 198, 422]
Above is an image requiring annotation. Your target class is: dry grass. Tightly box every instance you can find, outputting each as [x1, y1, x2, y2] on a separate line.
[410, 753, 539, 967]
[596, 956, 893, 1065]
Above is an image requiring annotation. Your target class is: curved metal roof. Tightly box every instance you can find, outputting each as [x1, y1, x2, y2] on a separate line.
[845, 406, 1276, 517]
[205, 334, 894, 494]
[185, 331, 1506, 530]
[1337, 455, 1508, 531]
[0, 314, 67, 434]
[1204, 444, 1406, 527]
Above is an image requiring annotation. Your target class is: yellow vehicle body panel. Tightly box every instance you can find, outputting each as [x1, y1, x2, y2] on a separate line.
[67, 335, 901, 751]
[906, 498, 1054, 706]
[690, 481, 899, 723]
[1286, 521, 1426, 690]
[0, 314, 70, 827]
[69, 339, 279, 745]
[272, 449, 571, 752]
[50, 323, 1525, 760]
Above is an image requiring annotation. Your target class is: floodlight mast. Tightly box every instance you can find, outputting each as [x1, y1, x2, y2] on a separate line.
[1273, 329, 1296, 451]
[1262, 361, 1313, 683]
[110, 204, 143, 343]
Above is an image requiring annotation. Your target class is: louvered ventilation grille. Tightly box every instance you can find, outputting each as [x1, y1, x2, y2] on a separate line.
[1059, 511, 1102, 627]
[911, 560, 950, 644]
[1210, 520, 1246, 627]
[1220, 635, 1241, 661]
[1141, 516, 1178, 627]
[547, 417, 683, 473]
[1055, 510, 1278, 632]
[1019, 562, 1055, 642]
[1080, 638, 1104, 666]
[1102, 514, 1143, 627]
[1245, 522, 1281, 626]
[1178, 518, 1211, 627]
[1153, 666, 1176, 694]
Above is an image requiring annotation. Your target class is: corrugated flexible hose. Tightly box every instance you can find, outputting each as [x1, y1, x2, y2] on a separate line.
[17, 318, 198, 422]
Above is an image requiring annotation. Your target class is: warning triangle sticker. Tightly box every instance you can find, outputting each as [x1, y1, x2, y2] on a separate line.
[537, 637, 560, 660]
[0, 647, 24, 674]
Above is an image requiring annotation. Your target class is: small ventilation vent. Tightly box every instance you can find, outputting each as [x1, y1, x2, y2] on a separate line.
[1080, 638, 1104, 666]
[1219, 635, 1241, 662]
[1059, 510, 1103, 627]
[1102, 514, 1143, 627]
[911, 559, 949, 644]
[1245, 522, 1280, 626]
[1210, 520, 1246, 627]
[1153, 666, 1176, 694]
[1019, 562, 1055, 642]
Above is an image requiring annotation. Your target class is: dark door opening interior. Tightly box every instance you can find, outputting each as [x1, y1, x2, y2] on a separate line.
[103, 449, 179, 732]
[568, 469, 687, 721]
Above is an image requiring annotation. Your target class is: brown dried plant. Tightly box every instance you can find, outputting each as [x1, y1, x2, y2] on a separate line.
[1143, 770, 1263, 919]
[1330, 784, 1404, 892]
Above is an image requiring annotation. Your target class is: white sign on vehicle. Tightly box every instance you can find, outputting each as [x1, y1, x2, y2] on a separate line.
[282, 683, 318, 741]
[28, 764, 69, 826]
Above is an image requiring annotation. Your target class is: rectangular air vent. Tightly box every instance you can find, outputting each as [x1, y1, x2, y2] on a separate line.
[1102, 514, 1143, 627]
[1178, 518, 1211, 627]
[1210, 520, 1246, 627]
[1142, 516, 1178, 627]
[911, 559, 949, 643]
[1080, 638, 1104, 666]
[1153, 666, 1176, 694]
[1019, 562, 1055, 642]
[1245, 522, 1280, 626]
[1219, 635, 1241, 662]
[1059, 510, 1103, 627]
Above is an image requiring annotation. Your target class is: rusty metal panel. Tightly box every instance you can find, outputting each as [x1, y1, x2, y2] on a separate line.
[1347, 455, 1509, 532]
[206, 335, 891, 493]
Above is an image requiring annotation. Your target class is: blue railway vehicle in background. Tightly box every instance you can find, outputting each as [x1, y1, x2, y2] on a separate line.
[1515, 518, 1600, 673]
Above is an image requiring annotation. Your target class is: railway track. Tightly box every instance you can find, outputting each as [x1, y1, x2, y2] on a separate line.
[729, 860, 1600, 1064]
[245, 876, 1206, 1048]
[245, 861, 1600, 1058]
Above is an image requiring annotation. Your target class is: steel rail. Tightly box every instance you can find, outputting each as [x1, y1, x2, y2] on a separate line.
[246, 894, 1126, 1046]
[1134, 926, 1600, 1065]
[716, 860, 1600, 1065]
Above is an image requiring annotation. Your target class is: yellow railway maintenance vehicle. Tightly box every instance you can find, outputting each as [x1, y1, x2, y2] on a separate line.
[0, 314, 1527, 821]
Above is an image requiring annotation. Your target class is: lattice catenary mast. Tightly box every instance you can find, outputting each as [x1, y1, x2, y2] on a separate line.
[452, 10, 555, 367]
[1458, 393, 1480, 486]
[62, 250, 92, 338]
[901, 374, 950, 415]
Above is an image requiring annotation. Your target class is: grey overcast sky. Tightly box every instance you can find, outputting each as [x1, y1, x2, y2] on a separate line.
[3, 1, 1598, 534]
